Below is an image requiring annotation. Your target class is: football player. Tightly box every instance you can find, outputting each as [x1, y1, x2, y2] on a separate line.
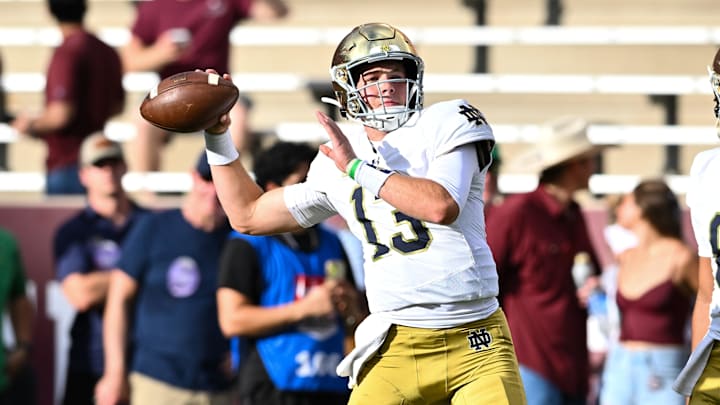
[203, 23, 526, 404]
[673, 47, 720, 404]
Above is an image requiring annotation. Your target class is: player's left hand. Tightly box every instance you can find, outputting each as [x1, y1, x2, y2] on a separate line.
[316, 111, 357, 172]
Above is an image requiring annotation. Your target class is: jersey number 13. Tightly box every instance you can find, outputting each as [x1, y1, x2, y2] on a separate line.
[351, 186, 432, 260]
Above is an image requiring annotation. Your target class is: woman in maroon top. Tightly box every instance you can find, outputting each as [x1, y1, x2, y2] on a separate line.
[600, 179, 697, 405]
[487, 116, 605, 405]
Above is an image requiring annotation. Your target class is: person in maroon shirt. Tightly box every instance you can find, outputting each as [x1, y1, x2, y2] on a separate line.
[486, 116, 604, 405]
[122, 0, 288, 174]
[12, 0, 125, 195]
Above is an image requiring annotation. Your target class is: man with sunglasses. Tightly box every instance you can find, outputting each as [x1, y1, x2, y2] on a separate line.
[53, 133, 149, 405]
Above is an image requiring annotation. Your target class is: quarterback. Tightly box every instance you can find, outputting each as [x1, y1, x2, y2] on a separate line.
[203, 23, 526, 404]
[673, 47, 720, 404]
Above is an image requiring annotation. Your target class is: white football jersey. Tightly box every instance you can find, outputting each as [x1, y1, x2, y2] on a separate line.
[286, 99, 499, 328]
[687, 147, 720, 340]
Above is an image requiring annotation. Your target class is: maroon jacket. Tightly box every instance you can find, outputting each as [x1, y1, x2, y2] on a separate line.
[486, 185, 601, 398]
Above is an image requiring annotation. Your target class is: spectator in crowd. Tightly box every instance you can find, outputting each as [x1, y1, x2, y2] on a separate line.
[487, 116, 605, 405]
[673, 46, 720, 403]
[53, 133, 149, 405]
[122, 0, 288, 173]
[217, 141, 367, 405]
[201, 22, 526, 404]
[0, 228, 35, 405]
[600, 179, 696, 404]
[11, 0, 124, 195]
[94, 152, 234, 405]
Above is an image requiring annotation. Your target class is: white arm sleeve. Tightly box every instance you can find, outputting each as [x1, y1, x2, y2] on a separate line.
[283, 182, 337, 228]
[425, 143, 479, 210]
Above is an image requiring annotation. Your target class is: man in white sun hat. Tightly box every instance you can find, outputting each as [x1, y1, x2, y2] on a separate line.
[486, 116, 605, 405]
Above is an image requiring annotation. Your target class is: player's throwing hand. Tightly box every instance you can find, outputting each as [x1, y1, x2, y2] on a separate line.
[317, 111, 357, 172]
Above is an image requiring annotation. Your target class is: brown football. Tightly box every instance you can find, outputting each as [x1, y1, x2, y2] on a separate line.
[140, 71, 239, 133]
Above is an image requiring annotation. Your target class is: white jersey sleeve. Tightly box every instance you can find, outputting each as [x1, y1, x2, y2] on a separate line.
[426, 143, 479, 211]
[421, 99, 494, 157]
[283, 182, 337, 228]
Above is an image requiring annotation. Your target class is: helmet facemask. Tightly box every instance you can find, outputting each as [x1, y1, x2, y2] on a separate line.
[332, 57, 423, 131]
[328, 23, 425, 132]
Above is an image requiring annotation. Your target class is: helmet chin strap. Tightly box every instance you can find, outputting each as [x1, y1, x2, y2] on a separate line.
[320, 97, 342, 109]
[363, 106, 409, 132]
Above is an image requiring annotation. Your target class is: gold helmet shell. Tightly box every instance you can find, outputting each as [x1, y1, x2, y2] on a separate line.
[329, 23, 424, 131]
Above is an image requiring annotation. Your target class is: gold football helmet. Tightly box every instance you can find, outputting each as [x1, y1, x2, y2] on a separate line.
[327, 23, 424, 131]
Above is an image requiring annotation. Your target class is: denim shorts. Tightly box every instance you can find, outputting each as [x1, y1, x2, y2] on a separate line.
[600, 343, 688, 405]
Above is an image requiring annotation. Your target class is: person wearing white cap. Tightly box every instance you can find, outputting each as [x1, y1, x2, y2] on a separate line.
[673, 47, 720, 404]
[53, 132, 149, 405]
[486, 116, 605, 405]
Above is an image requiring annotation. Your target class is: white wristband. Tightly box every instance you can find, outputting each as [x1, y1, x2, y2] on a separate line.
[354, 161, 394, 197]
[204, 130, 239, 165]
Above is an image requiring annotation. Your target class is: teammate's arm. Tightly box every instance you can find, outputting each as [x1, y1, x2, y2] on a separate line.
[691, 257, 713, 350]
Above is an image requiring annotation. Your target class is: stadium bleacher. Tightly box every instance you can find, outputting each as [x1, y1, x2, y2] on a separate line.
[0, 0, 717, 196]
